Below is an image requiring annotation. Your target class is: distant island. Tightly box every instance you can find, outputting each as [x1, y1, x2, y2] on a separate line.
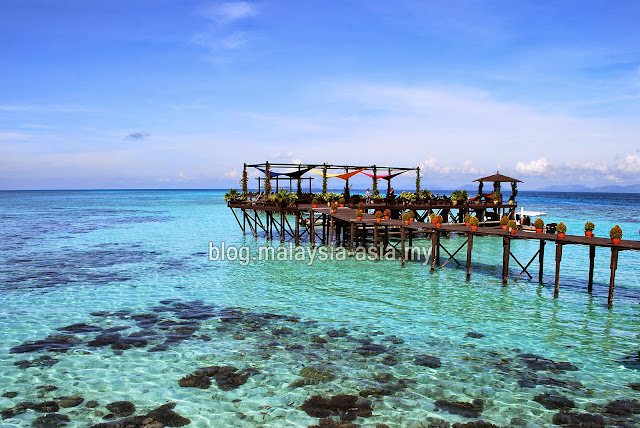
[436, 183, 640, 194]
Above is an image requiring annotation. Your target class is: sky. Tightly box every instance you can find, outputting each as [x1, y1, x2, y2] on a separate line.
[1, 0, 640, 190]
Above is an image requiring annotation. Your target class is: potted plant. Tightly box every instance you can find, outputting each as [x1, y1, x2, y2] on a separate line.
[430, 213, 437, 224]
[464, 213, 472, 227]
[339, 197, 345, 208]
[357, 201, 364, 211]
[375, 210, 383, 223]
[355, 209, 363, 221]
[556, 222, 567, 240]
[451, 190, 468, 206]
[402, 212, 411, 225]
[434, 215, 443, 228]
[408, 210, 415, 222]
[224, 188, 239, 202]
[311, 197, 318, 209]
[609, 225, 622, 245]
[492, 192, 501, 204]
[584, 222, 595, 237]
[469, 216, 479, 231]
[500, 215, 509, 230]
[383, 209, 391, 220]
[508, 220, 517, 235]
[534, 218, 544, 234]
[331, 202, 338, 214]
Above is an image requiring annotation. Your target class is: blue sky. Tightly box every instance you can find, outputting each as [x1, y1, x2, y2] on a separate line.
[1, 0, 639, 190]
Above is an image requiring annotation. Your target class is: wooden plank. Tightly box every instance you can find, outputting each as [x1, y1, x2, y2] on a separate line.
[588, 245, 595, 293]
[466, 233, 473, 281]
[608, 247, 618, 308]
[502, 236, 510, 284]
[554, 242, 563, 298]
[539, 240, 545, 283]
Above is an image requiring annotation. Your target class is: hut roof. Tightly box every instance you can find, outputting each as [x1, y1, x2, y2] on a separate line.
[473, 172, 522, 183]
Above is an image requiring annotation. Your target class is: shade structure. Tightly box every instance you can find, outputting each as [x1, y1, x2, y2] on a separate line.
[361, 171, 407, 180]
[311, 168, 364, 179]
[473, 172, 522, 183]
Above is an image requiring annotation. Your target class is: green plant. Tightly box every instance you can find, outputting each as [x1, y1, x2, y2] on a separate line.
[492, 191, 501, 201]
[556, 222, 567, 233]
[534, 218, 544, 229]
[338, 197, 345, 204]
[312, 198, 318, 205]
[415, 166, 421, 195]
[331, 201, 338, 210]
[241, 164, 248, 196]
[469, 216, 479, 227]
[375, 210, 383, 219]
[264, 162, 271, 195]
[357, 202, 364, 210]
[402, 212, 411, 221]
[383, 209, 391, 217]
[398, 191, 417, 203]
[372, 165, 379, 196]
[434, 215, 443, 224]
[430, 212, 437, 221]
[355, 209, 363, 217]
[464, 213, 472, 223]
[451, 190, 469, 202]
[585, 222, 595, 232]
[500, 215, 509, 226]
[418, 189, 433, 200]
[371, 194, 383, 200]
[408, 210, 415, 218]
[609, 225, 623, 239]
[224, 189, 239, 201]
[287, 192, 298, 204]
[322, 164, 328, 194]
[507, 220, 517, 229]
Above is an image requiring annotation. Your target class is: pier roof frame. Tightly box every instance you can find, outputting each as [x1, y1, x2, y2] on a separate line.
[246, 162, 416, 172]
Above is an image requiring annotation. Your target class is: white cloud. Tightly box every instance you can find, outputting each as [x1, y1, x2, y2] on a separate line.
[515, 158, 551, 175]
[618, 154, 640, 173]
[224, 169, 239, 178]
[201, 1, 258, 24]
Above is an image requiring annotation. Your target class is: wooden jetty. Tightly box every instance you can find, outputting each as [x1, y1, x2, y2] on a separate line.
[227, 162, 639, 308]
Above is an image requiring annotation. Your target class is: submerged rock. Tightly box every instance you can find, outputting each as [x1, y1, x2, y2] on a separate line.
[10, 334, 79, 353]
[326, 329, 349, 338]
[14, 355, 59, 370]
[466, 332, 485, 339]
[309, 418, 359, 428]
[1, 391, 18, 398]
[414, 355, 442, 368]
[57, 323, 103, 334]
[518, 353, 578, 372]
[300, 394, 372, 421]
[552, 411, 605, 427]
[434, 399, 484, 419]
[180, 366, 253, 391]
[91, 402, 190, 427]
[32, 413, 70, 428]
[31, 401, 61, 413]
[106, 401, 136, 417]
[85, 400, 99, 408]
[57, 396, 84, 408]
[300, 367, 336, 382]
[355, 344, 387, 357]
[533, 393, 575, 410]
[604, 398, 640, 417]
[178, 374, 212, 389]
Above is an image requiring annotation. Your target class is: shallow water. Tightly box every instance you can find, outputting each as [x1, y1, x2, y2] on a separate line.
[0, 190, 639, 427]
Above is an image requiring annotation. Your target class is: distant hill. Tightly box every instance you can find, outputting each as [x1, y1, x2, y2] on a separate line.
[534, 183, 640, 193]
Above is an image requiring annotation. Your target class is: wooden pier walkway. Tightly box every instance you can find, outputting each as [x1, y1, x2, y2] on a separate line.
[228, 202, 639, 308]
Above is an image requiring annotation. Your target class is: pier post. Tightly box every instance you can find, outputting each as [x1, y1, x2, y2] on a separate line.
[373, 224, 379, 261]
[430, 231, 439, 272]
[466, 233, 473, 281]
[280, 212, 285, 243]
[329, 216, 334, 253]
[608, 247, 619, 308]
[538, 240, 545, 283]
[408, 230, 413, 261]
[310, 210, 315, 248]
[554, 242, 563, 298]
[349, 222, 355, 256]
[295, 211, 300, 246]
[502, 236, 510, 284]
[588, 245, 595, 293]
[401, 226, 406, 267]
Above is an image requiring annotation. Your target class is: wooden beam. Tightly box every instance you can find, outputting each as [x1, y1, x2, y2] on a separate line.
[401, 226, 406, 267]
[466, 233, 473, 281]
[430, 231, 439, 272]
[588, 245, 595, 294]
[373, 224, 379, 261]
[538, 239, 545, 283]
[554, 242, 563, 298]
[310, 210, 315, 248]
[349, 222, 355, 257]
[502, 236, 510, 284]
[608, 247, 619, 308]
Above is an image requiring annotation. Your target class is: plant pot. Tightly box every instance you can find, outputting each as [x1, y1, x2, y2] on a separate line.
[452, 200, 458, 206]
[557, 232, 565, 240]
[435, 223, 442, 228]
[611, 238, 621, 245]
[339, 204, 344, 208]
[465, 222, 470, 227]
[510, 229, 516, 235]
[585, 231, 593, 237]
[384, 216, 390, 220]
[471, 225, 478, 231]
[356, 216, 362, 221]
[312, 204, 317, 208]
[535, 228, 543, 234]
[332, 210, 337, 214]
[376, 218, 382, 223]
[404, 220, 409, 225]
[410, 218, 415, 222]
[501, 225, 508, 230]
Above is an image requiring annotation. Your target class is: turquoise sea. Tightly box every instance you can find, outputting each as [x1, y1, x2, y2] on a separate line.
[1, 190, 639, 427]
